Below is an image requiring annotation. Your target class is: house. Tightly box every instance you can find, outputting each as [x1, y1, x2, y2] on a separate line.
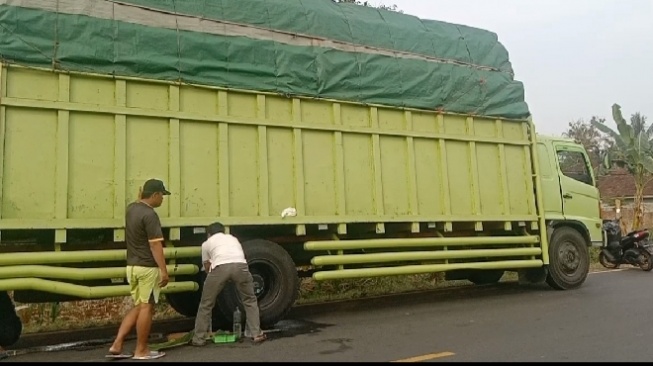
[597, 167, 653, 229]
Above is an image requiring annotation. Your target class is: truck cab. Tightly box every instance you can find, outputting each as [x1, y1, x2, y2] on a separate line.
[536, 135, 603, 246]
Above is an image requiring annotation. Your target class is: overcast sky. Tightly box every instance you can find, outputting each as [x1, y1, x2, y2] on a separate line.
[367, 0, 652, 136]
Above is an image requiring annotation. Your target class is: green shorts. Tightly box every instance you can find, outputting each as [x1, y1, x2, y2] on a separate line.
[126, 266, 161, 305]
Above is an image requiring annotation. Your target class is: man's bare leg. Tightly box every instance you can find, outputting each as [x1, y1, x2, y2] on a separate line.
[109, 307, 139, 354]
[133, 303, 155, 357]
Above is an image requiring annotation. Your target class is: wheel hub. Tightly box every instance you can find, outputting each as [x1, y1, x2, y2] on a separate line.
[638, 253, 649, 265]
[558, 241, 580, 273]
[251, 273, 265, 297]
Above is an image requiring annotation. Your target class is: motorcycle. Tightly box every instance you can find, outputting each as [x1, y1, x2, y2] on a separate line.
[599, 219, 653, 271]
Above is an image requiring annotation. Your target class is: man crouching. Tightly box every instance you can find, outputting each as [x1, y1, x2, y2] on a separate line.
[190, 222, 267, 346]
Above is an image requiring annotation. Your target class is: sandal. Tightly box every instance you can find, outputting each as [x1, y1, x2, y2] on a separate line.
[105, 352, 133, 359]
[253, 334, 267, 344]
[105, 348, 133, 359]
[132, 350, 166, 360]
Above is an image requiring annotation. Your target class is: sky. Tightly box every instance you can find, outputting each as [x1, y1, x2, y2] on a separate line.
[367, 0, 653, 136]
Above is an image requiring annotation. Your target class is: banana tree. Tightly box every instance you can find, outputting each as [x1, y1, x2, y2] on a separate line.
[592, 104, 653, 231]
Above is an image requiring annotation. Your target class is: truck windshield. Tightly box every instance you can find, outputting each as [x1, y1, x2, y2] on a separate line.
[556, 150, 594, 186]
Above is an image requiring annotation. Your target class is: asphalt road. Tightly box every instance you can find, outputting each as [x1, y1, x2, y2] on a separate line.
[4, 268, 653, 362]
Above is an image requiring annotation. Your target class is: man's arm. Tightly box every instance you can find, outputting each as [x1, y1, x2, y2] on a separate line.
[149, 239, 169, 286]
[201, 241, 211, 273]
[144, 212, 169, 287]
[149, 238, 166, 270]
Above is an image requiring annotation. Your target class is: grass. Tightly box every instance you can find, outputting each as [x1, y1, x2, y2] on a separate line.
[14, 248, 610, 335]
[16, 296, 181, 334]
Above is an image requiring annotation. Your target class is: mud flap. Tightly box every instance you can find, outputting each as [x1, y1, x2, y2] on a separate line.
[0, 292, 22, 348]
[518, 267, 548, 284]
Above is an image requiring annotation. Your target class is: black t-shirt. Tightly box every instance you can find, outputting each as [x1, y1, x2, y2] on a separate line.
[125, 201, 164, 267]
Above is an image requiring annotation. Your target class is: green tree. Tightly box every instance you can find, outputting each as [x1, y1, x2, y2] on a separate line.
[630, 112, 651, 139]
[332, 0, 402, 12]
[592, 104, 653, 230]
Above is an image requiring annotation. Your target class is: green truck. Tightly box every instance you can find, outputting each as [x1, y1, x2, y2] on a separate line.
[0, 0, 602, 348]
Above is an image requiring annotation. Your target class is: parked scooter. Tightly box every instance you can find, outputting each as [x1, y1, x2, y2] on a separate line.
[599, 219, 653, 271]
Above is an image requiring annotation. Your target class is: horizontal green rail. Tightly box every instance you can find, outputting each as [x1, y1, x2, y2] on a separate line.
[0, 216, 539, 230]
[0, 278, 198, 298]
[312, 259, 544, 281]
[0, 247, 201, 266]
[0, 264, 198, 280]
[304, 236, 540, 251]
[311, 247, 542, 266]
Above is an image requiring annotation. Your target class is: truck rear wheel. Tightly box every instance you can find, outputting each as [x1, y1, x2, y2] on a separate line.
[165, 267, 231, 330]
[546, 227, 589, 290]
[0, 291, 22, 348]
[166, 278, 202, 318]
[217, 239, 299, 328]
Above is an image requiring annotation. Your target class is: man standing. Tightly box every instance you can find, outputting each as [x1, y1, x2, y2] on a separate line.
[107, 179, 171, 360]
[191, 222, 267, 346]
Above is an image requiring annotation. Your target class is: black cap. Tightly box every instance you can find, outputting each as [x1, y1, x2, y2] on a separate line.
[142, 179, 171, 195]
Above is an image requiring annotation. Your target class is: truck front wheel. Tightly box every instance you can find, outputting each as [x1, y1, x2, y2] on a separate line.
[546, 227, 590, 290]
[0, 291, 22, 348]
[217, 239, 299, 328]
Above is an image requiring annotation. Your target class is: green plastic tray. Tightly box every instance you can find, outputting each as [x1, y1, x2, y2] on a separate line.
[212, 332, 238, 344]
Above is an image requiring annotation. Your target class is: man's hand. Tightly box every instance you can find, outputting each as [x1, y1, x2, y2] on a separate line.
[159, 271, 169, 287]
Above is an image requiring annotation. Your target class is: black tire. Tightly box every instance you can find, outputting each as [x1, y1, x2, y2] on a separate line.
[0, 291, 22, 348]
[546, 227, 590, 290]
[217, 239, 299, 329]
[467, 270, 504, 285]
[166, 285, 201, 318]
[598, 251, 619, 269]
[165, 269, 230, 331]
[638, 251, 653, 271]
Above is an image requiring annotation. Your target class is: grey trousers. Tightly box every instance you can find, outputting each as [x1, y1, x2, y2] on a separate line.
[192, 262, 263, 343]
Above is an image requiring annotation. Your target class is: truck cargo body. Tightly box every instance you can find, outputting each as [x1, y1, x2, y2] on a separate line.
[0, 65, 540, 237]
[0, 63, 599, 331]
[0, 0, 602, 348]
[0, 63, 546, 279]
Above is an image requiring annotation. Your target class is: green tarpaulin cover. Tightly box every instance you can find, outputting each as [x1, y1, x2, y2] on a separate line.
[0, 0, 530, 119]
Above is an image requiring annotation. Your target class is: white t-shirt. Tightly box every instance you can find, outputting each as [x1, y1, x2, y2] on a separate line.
[201, 233, 247, 271]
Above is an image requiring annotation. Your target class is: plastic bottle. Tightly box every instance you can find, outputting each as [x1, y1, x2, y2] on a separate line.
[232, 307, 242, 339]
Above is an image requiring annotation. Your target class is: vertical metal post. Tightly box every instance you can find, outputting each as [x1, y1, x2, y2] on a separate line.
[528, 120, 550, 264]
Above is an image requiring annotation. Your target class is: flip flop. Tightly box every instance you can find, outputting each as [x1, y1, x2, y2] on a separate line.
[132, 350, 165, 360]
[253, 334, 267, 344]
[105, 352, 133, 359]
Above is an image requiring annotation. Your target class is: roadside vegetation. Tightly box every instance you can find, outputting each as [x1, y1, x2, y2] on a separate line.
[13, 248, 608, 334]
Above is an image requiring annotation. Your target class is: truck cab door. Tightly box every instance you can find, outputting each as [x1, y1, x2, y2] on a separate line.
[537, 142, 564, 220]
[554, 143, 603, 244]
